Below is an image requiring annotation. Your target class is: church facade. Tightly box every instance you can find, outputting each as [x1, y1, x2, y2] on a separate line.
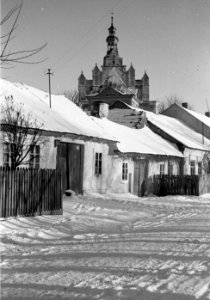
[78, 16, 158, 114]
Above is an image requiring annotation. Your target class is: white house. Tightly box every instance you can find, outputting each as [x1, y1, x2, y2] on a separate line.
[107, 101, 210, 177]
[0, 79, 183, 196]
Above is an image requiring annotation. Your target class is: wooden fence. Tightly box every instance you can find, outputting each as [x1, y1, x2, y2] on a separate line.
[0, 167, 62, 218]
[153, 175, 199, 196]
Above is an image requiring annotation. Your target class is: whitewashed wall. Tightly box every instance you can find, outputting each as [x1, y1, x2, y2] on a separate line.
[39, 135, 85, 169]
[0, 130, 188, 195]
[108, 157, 134, 194]
[183, 148, 206, 175]
[0, 132, 55, 168]
[39, 138, 209, 178]
[38, 135, 134, 194]
[82, 141, 134, 194]
[148, 159, 180, 177]
[39, 136, 56, 169]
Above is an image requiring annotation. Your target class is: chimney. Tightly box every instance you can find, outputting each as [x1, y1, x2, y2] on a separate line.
[99, 103, 109, 118]
[205, 112, 210, 117]
[182, 102, 188, 109]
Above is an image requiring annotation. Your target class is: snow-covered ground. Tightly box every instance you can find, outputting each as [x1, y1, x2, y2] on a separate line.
[1, 193, 210, 299]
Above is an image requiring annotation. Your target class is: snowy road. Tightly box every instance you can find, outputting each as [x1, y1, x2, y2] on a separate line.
[1, 193, 210, 299]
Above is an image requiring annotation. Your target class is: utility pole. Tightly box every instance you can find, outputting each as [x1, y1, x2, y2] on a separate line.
[202, 122, 204, 144]
[45, 68, 54, 108]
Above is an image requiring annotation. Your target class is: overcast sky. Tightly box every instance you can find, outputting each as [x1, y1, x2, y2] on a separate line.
[2, 0, 210, 113]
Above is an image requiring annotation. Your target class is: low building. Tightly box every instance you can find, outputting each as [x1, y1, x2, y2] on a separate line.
[92, 116, 183, 196]
[107, 101, 210, 177]
[162, 103, 210, 140]
[0, 79, 183, 197]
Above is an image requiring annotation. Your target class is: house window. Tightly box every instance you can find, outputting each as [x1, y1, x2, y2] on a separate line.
[160, 163, 165, 176]
[190, 160, 195, 175]
[168, 162, 173, 176]
[3, 142, 15, 167]
[198, 162, 202, 175]
[29, 145, 40, 168]
[3, 143, 10, 166]
[122, 162, 128, 181]
[95, 152, 102, 175]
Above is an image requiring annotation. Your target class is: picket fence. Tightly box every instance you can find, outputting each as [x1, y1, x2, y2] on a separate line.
[153, 175, 199, 196]
[0, 167, 62, 218]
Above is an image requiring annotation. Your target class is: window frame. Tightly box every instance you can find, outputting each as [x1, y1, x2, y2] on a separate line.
[160, 163, 165, 176]
[3, 142, 16, 167]
[95, 152, 102, 176]
[122, 162, 128, 181]
[29, 145, 40, 169]
[190, 160, 196, 175]
[3, 142, 10, 167]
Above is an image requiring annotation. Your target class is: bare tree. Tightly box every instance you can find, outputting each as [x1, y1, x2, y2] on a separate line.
[0, 0, 47, 67]
[158, 94, 193, 113]
[63, 89, 81, 107]
[1, 96, 44, 169]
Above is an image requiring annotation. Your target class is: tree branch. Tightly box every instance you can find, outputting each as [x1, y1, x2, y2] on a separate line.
[0, 1, 47, 66]
[2, 96, 44, 168]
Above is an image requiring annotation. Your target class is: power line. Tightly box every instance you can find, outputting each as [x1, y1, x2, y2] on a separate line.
[53, 0, 138, 82]
[55, 25, 106, 73]
[53, 0, 125, 72]
[115, 0, 138, 18]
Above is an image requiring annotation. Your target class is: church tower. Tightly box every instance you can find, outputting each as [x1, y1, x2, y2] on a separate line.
[78, 16, 157, 112]
[92, 64, 101, 93]
[106, 14, 118, 56]
[142, 71, 149, 101]
[101, 15, 125, 82]
[78, 71, 86, 100]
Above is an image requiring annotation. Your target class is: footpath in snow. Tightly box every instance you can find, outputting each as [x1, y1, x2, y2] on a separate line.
[1, 193, 210, 299]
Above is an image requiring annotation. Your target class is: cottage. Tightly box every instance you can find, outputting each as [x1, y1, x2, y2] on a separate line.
[107, 101, 210, 178]
[163, 103, 210, 140]
[91, 116, 183, 196]
[0, 79, 117, 195]
[0, 79, 183, 197]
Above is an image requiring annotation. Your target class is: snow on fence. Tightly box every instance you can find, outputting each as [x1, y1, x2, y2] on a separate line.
[153, 175, 199, 196]
[0, 167, 62, 218]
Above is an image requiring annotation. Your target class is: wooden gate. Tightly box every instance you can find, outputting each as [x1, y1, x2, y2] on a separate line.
[56, 142, 84, 194]
[133, 160, 148, 197]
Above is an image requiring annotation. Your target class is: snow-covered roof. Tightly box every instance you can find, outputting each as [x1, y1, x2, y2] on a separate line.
[92, 117, 183, 157]
[0, 79, 183, 157]
[182, 106, 210, 128]
[146, 112, 210, 151]
[0, 79, 113, 141]
[113, 102, 210, 151]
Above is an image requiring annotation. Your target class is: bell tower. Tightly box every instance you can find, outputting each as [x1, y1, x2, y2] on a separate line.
[77, 14, 153, 111]
[102, 15, 124, 77]
[106, 14, 119, 55]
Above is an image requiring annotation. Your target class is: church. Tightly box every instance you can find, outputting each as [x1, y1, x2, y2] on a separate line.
[78, 16, 158, 114]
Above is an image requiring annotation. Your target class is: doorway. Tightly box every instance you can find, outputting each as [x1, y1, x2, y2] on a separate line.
[56, 142, 84, 194]
[133, 160, 148, 197]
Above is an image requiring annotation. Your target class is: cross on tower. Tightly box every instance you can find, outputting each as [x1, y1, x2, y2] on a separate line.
[111, 11, 114, 25]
